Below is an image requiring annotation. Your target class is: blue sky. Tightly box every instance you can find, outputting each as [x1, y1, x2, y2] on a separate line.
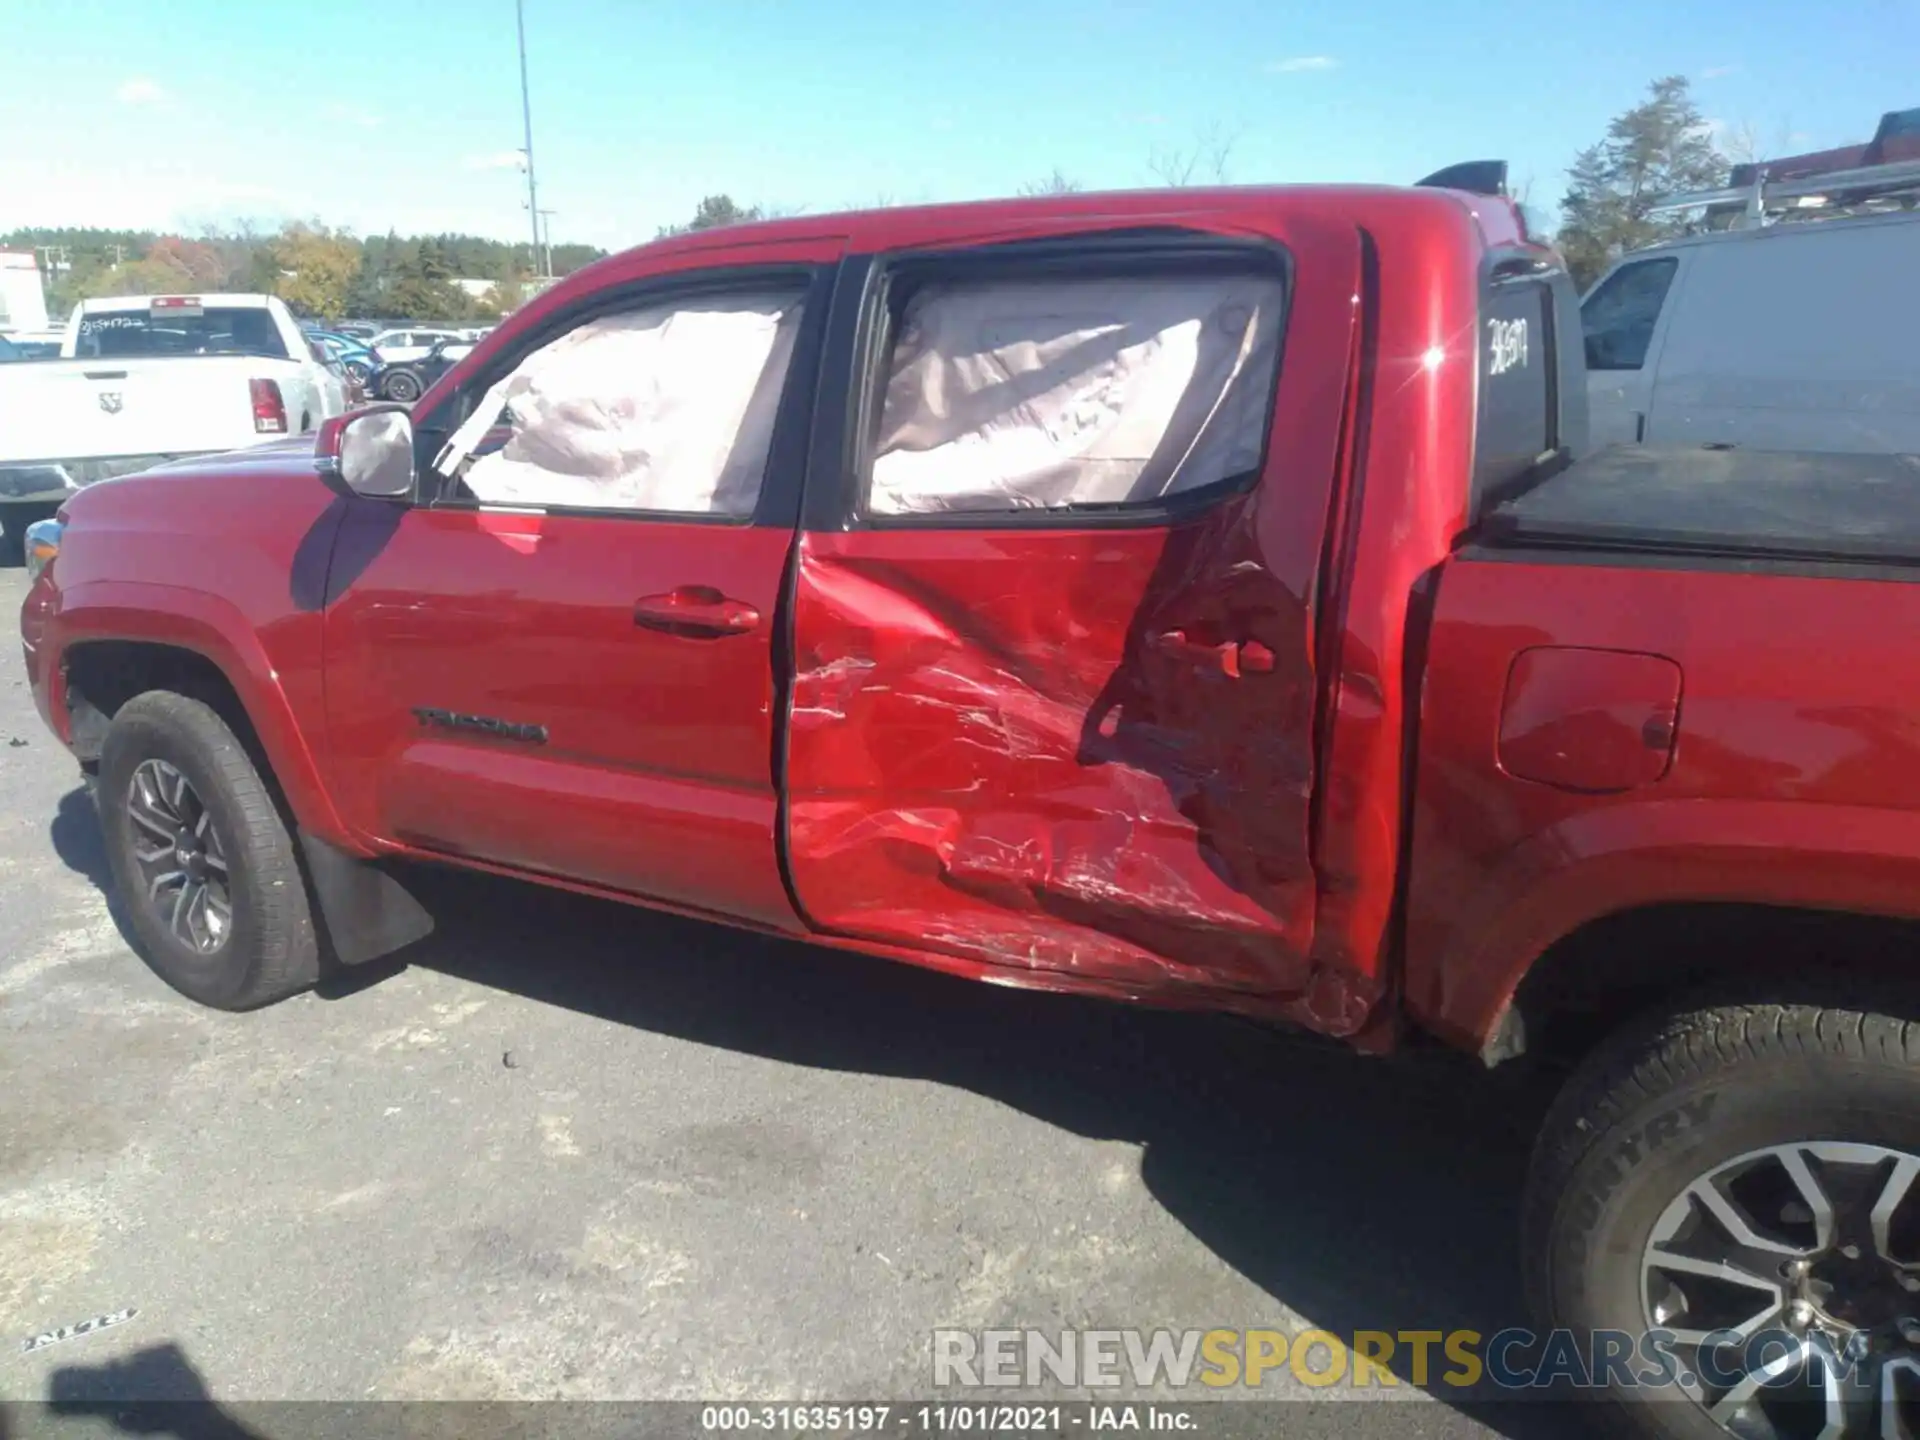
[1, 0, 1913, 252]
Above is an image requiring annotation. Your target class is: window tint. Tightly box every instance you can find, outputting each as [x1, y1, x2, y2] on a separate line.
[1580, 258, 1678, 372]
[866, 272, 1286, 516]
[73, 307, 290, 361]
[442, 287, 807, 518]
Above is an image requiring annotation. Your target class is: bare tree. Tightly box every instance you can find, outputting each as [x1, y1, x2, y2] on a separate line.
[1718, 119, 1763, 167]
[1507, 172, 1553, 239]
[1147, 121, 1241, 188]
[1018, 168, 1084, 197]
[1147, 143, 1200, 187]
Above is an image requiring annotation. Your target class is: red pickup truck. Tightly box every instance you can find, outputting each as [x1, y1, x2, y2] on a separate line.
[21, 176, 1920, 1437]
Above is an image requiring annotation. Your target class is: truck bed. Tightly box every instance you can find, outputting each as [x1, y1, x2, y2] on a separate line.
[1479, 445, 1920, 568]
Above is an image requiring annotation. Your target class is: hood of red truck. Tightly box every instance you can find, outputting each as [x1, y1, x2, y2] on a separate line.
[135, 434, 320, 477]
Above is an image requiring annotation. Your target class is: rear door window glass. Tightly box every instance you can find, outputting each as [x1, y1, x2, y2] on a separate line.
[866, 272, 1286, 516]
[73, 307, 290, 361]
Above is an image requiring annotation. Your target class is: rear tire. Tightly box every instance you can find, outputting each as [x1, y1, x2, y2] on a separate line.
[1525, 991, 1920, 1439]
[98, 691, 320, 1010]
[380, 370, 421, 403]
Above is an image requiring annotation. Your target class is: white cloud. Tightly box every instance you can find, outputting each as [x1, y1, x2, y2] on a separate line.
[1267, 55, 1337, 73]
[1700, 64, 1740, 80]
[116, 77, 166, 106]
[463, 150, 528, 172]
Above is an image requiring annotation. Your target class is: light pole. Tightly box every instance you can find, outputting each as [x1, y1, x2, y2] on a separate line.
[516, 0, 541, 276]
[537, 208, 558, 279]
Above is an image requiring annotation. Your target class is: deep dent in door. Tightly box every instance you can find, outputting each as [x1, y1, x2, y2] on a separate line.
[778, 208, 1379, 1033]
[783, 530, 1374, 1033]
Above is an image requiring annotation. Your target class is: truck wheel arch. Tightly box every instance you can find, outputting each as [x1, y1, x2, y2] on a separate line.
[55, 583, 353, 849]
[1411, 798, 1920, 1063]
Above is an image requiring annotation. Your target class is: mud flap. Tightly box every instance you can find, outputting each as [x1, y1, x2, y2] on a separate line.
[296, 831, 436, 967]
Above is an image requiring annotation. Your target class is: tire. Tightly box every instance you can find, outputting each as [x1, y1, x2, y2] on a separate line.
[97, 691, 320, 1010]
[380, 370, 421, 403]
[1525, 991, 1920, 1439]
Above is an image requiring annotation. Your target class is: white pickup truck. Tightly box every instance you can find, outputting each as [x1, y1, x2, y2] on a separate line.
[0, 293, 347, 559]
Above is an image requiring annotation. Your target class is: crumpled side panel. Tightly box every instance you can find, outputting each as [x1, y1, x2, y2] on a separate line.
[784, 526, 1321, 1002]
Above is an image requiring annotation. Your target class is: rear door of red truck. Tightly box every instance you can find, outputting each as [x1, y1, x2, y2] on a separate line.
[776, 205, 1365, 1012]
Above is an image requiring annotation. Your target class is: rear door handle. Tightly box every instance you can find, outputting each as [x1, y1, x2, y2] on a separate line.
[1151, 630, 1275, 678]
[634, 586, 762, 639]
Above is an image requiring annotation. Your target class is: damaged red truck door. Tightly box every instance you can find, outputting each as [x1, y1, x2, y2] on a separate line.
[783, 215, 1361, 1002]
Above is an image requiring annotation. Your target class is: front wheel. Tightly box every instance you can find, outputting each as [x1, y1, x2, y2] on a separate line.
[1526, 994, 1920, 1439]
[97, 691, 320, 1010]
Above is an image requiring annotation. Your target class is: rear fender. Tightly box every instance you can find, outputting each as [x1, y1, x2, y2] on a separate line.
[1414, 798, 1920, 1050]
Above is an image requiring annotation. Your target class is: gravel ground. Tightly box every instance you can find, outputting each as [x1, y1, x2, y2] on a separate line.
[0, 563, 1563, 1440]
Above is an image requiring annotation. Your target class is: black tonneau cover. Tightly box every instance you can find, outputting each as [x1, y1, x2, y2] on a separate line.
[1482, 445, 1920, 566]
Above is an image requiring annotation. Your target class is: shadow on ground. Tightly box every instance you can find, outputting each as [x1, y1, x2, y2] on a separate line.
[49, 795, 1563, 1436]
[43, 1342, 266, 1438]
[391, 864, 1562, 1433]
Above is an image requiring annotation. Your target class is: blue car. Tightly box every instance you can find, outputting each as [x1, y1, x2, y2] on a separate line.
[306, 331, 377, 386]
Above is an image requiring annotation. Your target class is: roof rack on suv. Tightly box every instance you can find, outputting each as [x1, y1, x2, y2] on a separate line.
[1648, 106, 1920, 230]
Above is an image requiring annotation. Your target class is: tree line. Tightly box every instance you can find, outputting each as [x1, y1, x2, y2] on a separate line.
[2, 224, 608, 324]
[4, 78, 1779, 326]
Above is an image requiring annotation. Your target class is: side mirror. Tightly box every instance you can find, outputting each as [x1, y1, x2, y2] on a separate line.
[318, 406, 416, 499]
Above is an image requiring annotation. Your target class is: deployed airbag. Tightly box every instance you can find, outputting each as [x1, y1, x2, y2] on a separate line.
[869, 273, 1286, 515]
[460, 290, 804, 516]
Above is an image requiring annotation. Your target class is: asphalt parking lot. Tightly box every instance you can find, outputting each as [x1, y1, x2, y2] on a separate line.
[0, 563, 1561, 1439]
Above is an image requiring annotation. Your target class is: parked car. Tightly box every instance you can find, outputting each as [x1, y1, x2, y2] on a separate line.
[334, 321, 379, 341]
[307, 330, 378, 387]
[1584, 148, 1920, 452]
[372, 336, 474, 403]
[24, 175, 1920, 1440]
[367, 327, 466, 365]
[0, 292, 346, 561]
[0, 333, 19, 362]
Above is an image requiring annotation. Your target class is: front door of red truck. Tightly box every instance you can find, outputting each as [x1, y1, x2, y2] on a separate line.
[782, 217, 1360, 1002]
[319, 237, 844, 929]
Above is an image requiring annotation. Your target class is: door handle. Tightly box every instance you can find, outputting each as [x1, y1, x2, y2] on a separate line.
[633, 586, 762, 639]
[1151, 630, 1275, 679]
